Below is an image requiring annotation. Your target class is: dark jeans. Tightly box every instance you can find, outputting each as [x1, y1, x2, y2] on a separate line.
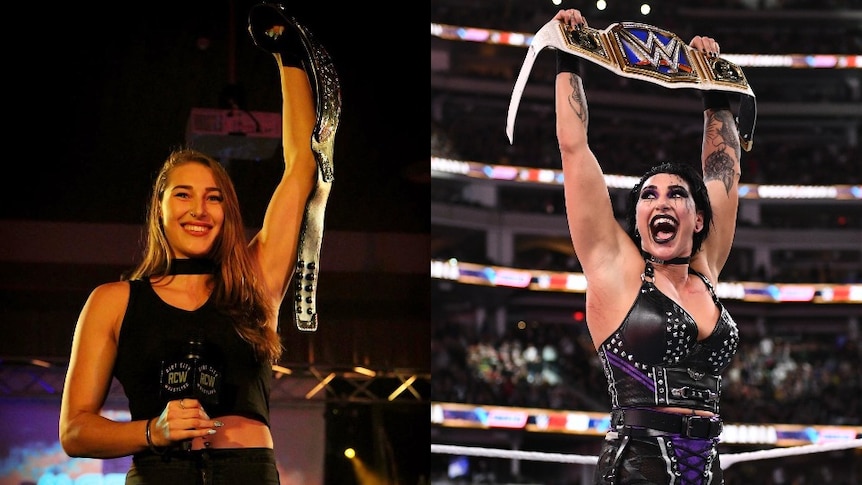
[126, 448, 279, 485]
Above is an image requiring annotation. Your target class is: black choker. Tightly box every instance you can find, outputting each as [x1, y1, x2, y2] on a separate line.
[642, 250, 691, 265]
[168, 259, 216, 275]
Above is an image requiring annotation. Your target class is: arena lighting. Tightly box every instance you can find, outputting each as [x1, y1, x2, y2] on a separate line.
[432, 401, 862, 447]
[271, 364, 292, 378]
[430, 157, 862, 200]
[347, 453, 391, 484]
[433, 259, 862, 303]
[430, 22, 862, 68]
[352, 366, 376, 377]
[305, 372, 336, 399]
[388, 375, 417, 401]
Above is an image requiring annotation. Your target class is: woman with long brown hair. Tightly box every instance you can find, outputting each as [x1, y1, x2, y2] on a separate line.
[59, 4, 339, 483]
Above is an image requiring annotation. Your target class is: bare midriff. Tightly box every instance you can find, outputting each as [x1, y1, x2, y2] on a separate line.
[189, 415, 273, 450]
[655, 406, 716, 417]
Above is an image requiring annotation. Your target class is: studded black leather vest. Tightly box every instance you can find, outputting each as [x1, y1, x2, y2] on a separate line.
[597, 261, 739, 413]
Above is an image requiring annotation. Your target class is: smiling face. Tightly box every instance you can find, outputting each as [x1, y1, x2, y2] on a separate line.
[635, 172, 704, 261]
[159, 162, 224, 258]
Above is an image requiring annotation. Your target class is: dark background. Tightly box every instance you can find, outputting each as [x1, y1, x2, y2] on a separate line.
[0, 3, 430, 482]
[0, 1, 431, 364]
[1, 0, 428, 232]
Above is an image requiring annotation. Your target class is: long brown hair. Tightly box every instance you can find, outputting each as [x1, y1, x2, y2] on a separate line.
[124, 148, 282, 363]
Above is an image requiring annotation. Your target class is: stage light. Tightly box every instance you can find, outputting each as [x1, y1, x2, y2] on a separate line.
[388, 375, 417, 401]
[305, 372, 336, 399]
[271, 364, 292, 378]
[353, 366, 376, 377]
[344, 447, 356, 459]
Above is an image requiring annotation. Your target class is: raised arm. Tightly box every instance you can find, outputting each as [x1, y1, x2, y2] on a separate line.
[250, 62, 317, 311]
[247, 6, 340, 331]
[245, 20, 319, 321]
[555, 10, 630, 278]
[690, 35, 742, 278]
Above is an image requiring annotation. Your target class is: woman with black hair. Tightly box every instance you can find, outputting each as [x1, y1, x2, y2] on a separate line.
[552, 8, 741, 484]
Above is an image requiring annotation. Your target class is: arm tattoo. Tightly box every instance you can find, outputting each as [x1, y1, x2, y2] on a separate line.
[567, 74, 589, 131]
[704, 151, 735, 194]
[704, 111, 740, 194]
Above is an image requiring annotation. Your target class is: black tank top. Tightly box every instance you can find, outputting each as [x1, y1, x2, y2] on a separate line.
[596, 261, 739, 413]
[114, 279, 271, 425]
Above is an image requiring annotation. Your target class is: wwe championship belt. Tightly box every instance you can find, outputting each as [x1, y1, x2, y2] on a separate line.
[507, 20, 756, 152]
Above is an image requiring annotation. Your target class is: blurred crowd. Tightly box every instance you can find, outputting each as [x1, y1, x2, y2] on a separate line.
[431, 317, 862, 426]
[431, 316, 861, 483]
[431, 0, 862, 188]
[432, 119, 862, 284]
[432, 120, 862, 187]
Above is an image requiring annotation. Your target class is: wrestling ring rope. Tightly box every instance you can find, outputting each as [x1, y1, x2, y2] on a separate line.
[431, 439, 862, 470]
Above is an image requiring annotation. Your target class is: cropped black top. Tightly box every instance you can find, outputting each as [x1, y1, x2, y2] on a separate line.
[113, 279, 271, 426]
[597, 261, 739, 414]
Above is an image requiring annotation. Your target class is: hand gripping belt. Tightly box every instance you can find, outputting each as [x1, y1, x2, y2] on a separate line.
[506, 20, 757, 152]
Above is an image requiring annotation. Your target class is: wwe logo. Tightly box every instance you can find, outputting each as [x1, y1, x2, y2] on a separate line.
[618, 27, 691, 74]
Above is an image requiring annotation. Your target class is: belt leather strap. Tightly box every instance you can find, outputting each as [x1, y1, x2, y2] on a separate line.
[292, 19, 340, 332]
[613, 408, 723, 439]
[506, 20, 757, 152]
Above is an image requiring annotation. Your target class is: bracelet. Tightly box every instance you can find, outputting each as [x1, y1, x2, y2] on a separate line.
[702, 90, 730, 111]
[280, 52, 304, 69]
[556, 50, 581, 75]
[145, 417, 167, 455]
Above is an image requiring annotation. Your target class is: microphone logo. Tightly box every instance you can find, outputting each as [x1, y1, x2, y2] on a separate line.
[160, 337, 221, 405]
[162, 360, 194, 396]
[196, 362, 220, 403]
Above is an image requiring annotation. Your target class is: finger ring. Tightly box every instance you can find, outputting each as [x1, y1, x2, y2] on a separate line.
[180, 399, 186, 409]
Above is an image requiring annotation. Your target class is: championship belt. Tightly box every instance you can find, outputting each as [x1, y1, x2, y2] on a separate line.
[290, 18, 340, 332]
[506, 20, 756, 152]
[249, 3, 341, 331]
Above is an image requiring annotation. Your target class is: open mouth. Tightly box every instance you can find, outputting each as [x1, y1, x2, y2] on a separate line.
[649, 215, 678, 243]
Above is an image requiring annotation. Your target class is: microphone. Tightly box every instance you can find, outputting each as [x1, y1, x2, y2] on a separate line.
[160, 336, 222, 406]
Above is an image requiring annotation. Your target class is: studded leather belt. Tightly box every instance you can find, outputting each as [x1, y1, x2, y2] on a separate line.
[612, 408, 723, 439]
